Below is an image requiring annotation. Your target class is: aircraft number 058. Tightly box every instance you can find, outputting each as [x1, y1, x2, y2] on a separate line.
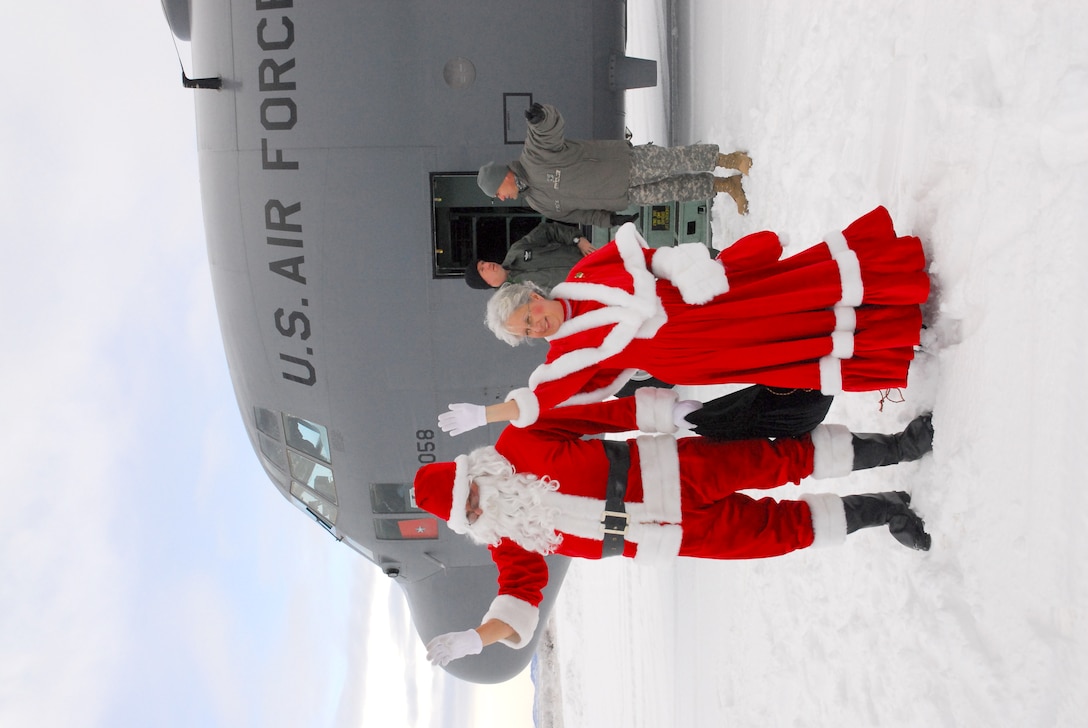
[416, 429, 436, 464]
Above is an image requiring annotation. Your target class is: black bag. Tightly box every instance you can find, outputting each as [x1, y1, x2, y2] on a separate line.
[685, 386, 833, 441]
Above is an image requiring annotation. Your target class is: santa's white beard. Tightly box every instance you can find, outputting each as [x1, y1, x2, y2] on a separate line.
[465, 471, 563, 554]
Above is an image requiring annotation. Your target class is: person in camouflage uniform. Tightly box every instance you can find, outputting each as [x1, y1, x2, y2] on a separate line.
[477, 103, 751, 227]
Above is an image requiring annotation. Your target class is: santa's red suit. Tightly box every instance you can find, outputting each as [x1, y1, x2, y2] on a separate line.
[505, 206, 929, 428]
[413, 388, 854, 649]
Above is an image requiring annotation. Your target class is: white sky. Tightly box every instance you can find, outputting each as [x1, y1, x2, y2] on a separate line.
[0, 3, 535, 727]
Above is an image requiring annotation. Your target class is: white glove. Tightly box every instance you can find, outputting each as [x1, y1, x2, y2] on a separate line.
[673, 399, 703, 429]
[426, 628, 484, 667]
[438, 403, 487, 436]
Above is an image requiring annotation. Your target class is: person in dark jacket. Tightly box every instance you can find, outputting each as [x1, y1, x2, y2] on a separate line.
[464, 221, 595, 292]
[477, 103, 751, 226]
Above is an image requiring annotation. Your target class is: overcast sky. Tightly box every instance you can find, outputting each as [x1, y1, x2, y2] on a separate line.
[0, 3, 533, 726]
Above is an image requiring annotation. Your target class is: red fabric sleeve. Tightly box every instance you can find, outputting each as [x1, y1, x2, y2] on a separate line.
[528, 396, 640, 436]
[716, 230, 783, 270]
[488, 538, 550, 608]
[529, 331, 633, 413]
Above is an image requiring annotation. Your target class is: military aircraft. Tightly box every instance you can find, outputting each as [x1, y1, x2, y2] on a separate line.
[162, 0, 709, 683]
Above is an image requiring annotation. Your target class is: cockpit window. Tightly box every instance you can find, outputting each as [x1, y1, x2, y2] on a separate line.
[291, 481, 338, 525]
[255, 407, 339, 529]
[254, 407, 283, 438]
[258, 433, 289, 473]
[284, 416, 331, 462]
[289, 451, 336, 504]
[371, 483, 424, 514]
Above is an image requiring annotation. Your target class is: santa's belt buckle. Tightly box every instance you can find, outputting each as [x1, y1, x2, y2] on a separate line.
[600, 510, 629, 535]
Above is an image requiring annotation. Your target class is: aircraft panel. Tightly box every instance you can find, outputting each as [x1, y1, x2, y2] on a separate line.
[181, 0, 647, 682]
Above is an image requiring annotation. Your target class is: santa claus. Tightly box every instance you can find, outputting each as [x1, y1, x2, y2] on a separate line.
[416, 388, 934, 667]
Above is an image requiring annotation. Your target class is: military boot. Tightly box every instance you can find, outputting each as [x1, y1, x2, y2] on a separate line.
[852, 413, 934, 471]
[713, 176, 749, 215]
[842, 491, 931, 551]
[716, 151, 752, 175]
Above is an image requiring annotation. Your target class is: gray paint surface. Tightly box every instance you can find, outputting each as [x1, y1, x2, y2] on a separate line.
[184, 0, 651, 682]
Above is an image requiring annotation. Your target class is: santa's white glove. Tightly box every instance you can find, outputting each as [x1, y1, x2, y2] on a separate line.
[673, 399, 703, 429]
[438, 403, 487, 436]
[426, 629, 484, 667]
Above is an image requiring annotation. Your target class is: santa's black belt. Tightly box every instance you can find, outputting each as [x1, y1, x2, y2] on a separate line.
[600, 441, 630, 557]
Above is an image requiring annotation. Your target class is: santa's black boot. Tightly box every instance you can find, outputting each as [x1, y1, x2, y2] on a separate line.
[851, 413, 934, 470]
[842, 492, 932, 551]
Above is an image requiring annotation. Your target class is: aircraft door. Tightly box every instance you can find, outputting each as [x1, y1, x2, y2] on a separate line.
[430, 173, 544, 278]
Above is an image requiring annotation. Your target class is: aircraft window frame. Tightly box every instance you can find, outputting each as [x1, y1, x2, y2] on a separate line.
[284, 415, 331, 463]
[258, 432, 289, 473]
[290, 481, 338, 526]
[254, 407, 283, 439]
[255, 407, 340, 532]
[288, 451, 337, 504]
[370, 483, 424, 514]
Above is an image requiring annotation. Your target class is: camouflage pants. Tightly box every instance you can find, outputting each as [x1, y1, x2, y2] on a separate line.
[628, 143, 719, 204]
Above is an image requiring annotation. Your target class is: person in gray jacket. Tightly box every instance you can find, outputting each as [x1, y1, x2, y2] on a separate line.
[477, 102, 751, 226]
[464, 221, 596, 292]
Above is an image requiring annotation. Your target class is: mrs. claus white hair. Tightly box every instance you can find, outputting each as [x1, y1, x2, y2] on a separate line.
[484, 282, 549, 347]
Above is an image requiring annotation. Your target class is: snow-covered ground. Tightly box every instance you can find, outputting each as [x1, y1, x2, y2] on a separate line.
[536, 1, 1088, 726]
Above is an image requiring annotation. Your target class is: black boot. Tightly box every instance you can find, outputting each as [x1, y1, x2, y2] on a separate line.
[852, 413, 934, 470]
[842, 492, 932, 551]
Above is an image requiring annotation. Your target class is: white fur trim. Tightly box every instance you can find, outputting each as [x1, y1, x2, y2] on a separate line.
[650, 244, 730, 305]
[445, 455, 473, 534]
[544, 435, 682, 544]
[482, 594, 540, 649]
[635, 309, 668, 339]
[810, 424, 854, 478]
[557, 369, 639, 408]
[818, 355, 843, 394]
[613, 225, 661, 312]
[635, 387, 680, 433]
[830, 330, 855, 358]
[635, 435, 683, 523]
[834, 249, 864, 307]
[545, 490, 681, 561]
[530, 228, 668, 404]
[547, 490, 620, 541]
[549, 283, 659, 325]
[506, 388, 540, 428]
[824, 230, 849, 256]
[613, 221, 648, 249]
[800, 493, 847, 547]
[529, 306, 645, 393]
[833, 305, 857, 331]
[531, 434, 685, 563]
[631, 524, 684, 563]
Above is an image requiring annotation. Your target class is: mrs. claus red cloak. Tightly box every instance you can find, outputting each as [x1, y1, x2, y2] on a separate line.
[504, 206, 929, 428]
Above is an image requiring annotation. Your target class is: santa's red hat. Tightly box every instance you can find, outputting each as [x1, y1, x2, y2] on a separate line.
[412, 455, 471, 534]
